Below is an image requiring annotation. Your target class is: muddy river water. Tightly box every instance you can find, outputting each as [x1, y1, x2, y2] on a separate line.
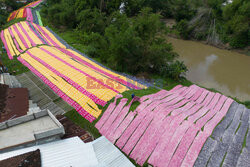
[168, 37, 250, 101]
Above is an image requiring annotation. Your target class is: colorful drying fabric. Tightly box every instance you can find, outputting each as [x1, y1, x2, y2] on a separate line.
[0, 21, 66, 58]
[96, 84, 234, 166]
[7, 8, 33, 22]
[24, 0, 43, 8]
[16, 45, 144, 121]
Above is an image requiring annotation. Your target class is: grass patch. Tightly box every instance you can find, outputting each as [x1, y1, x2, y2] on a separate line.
[0, 42, 29, 75]
[241, 127, 249, 153]
[1, 18, 26, 30]
[65, 109, 102, 139]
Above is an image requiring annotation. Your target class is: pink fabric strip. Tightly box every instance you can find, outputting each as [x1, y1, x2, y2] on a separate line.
[196, 89, 209, 104]
[168, 126, 199, 167]
[213, 95, 227, 111]
[99, 98, 128, 134]
[1, 30, 13, 59]
[26, 50, 107, 106]
[131, 98, 191, 165]
[105, 98, 138, 141]
[158, 105, 208, 166]
[8, 27, 23, 53]
[190, 88, 204, 101]
[17, 23, 36, 46]
[40, 47, 120, 94]
[201, 92, 215, 106]
[115, 99, 162, 149]
[95, 94, 123, 129]
[140, 89, 168, 102]
[184, 85, 200, 99]
[122, 110, 155, 155]
[12, 24, 29, 49]
[158, 121, 192, 166]
[133, 117, 170, 165]
[175, 86, 189, 95]
[26, 8, 33, 22]
[57, 47, 140, 90]
[207, 93, 221, 109]
[17, 56, 96, 122]
[148, 104, 201, 166]
[110, 111, 136, 143]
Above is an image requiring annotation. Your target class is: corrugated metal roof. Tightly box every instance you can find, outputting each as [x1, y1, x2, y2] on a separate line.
[0, 137, 99, 167]
[92, 136, 135, 167]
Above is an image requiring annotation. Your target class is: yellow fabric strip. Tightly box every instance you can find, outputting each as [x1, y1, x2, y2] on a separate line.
[15, 23, 32, 48]
[9, 26, 26, 51]
[66, 48, 147, 89]
[31, 23, 53, 46]
[21, 52, 102, 118]
[40, 26, 66, 48]
[16, 8, 24, 18]
[31, 23, 66, 48]
[4, 29, 18, 56]
[20, 21, 44, 45]
[30, 46, 121, 102]
[48, 46, 128, 93]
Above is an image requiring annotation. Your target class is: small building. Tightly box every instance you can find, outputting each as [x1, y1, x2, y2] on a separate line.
[0, 110, 65, 153]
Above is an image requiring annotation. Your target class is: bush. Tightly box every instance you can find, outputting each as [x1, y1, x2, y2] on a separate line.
[176, 19, 190, 39]
[161, 60, 188, 81]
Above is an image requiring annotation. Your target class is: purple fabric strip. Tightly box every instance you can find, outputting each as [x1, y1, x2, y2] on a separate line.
[12, 24, 29, 49]
[17, 56, 96, 122]
[26, 50, 107, 106]
[8, 27, 23, 53]
[17, 23, 36, 46]
[40, 47, 120, 93]
[57, 47, 140, 90]
[1, 30, 13, 59]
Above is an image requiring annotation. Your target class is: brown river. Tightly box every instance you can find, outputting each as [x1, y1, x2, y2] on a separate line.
[168, 37, 250, 101]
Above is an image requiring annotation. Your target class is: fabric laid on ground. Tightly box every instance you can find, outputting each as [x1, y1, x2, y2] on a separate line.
[195, 102, 250, 167]
[7, 8, 33, 22]
[16, 45, 145, 122]
[7, 0, 43, 22]
[0, 21, 67, 59]
[24, 0, 43, 8]
[96, 84, 234, 166]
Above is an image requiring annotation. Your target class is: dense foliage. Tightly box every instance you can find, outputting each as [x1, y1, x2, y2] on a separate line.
[42, 0, 188, 80]
[0, 0, 26, 29]
[175, 0, 249, 48]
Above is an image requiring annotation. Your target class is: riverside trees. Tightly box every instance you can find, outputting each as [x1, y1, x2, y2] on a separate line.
[42, 0, 187, 81]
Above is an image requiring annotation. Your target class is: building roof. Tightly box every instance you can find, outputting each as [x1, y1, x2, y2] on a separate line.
[0, 110, 64, 152]
[56, 115, 94, 142]
[0, 149, 41, 167]
[92, 136, 135, 167]
[0, 137, 99, 167]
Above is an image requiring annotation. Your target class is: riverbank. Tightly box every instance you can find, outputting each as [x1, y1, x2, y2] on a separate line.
[164, 19, 250, 57]
[168, 33, 250, 57]
[168, 37, 250, 102]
